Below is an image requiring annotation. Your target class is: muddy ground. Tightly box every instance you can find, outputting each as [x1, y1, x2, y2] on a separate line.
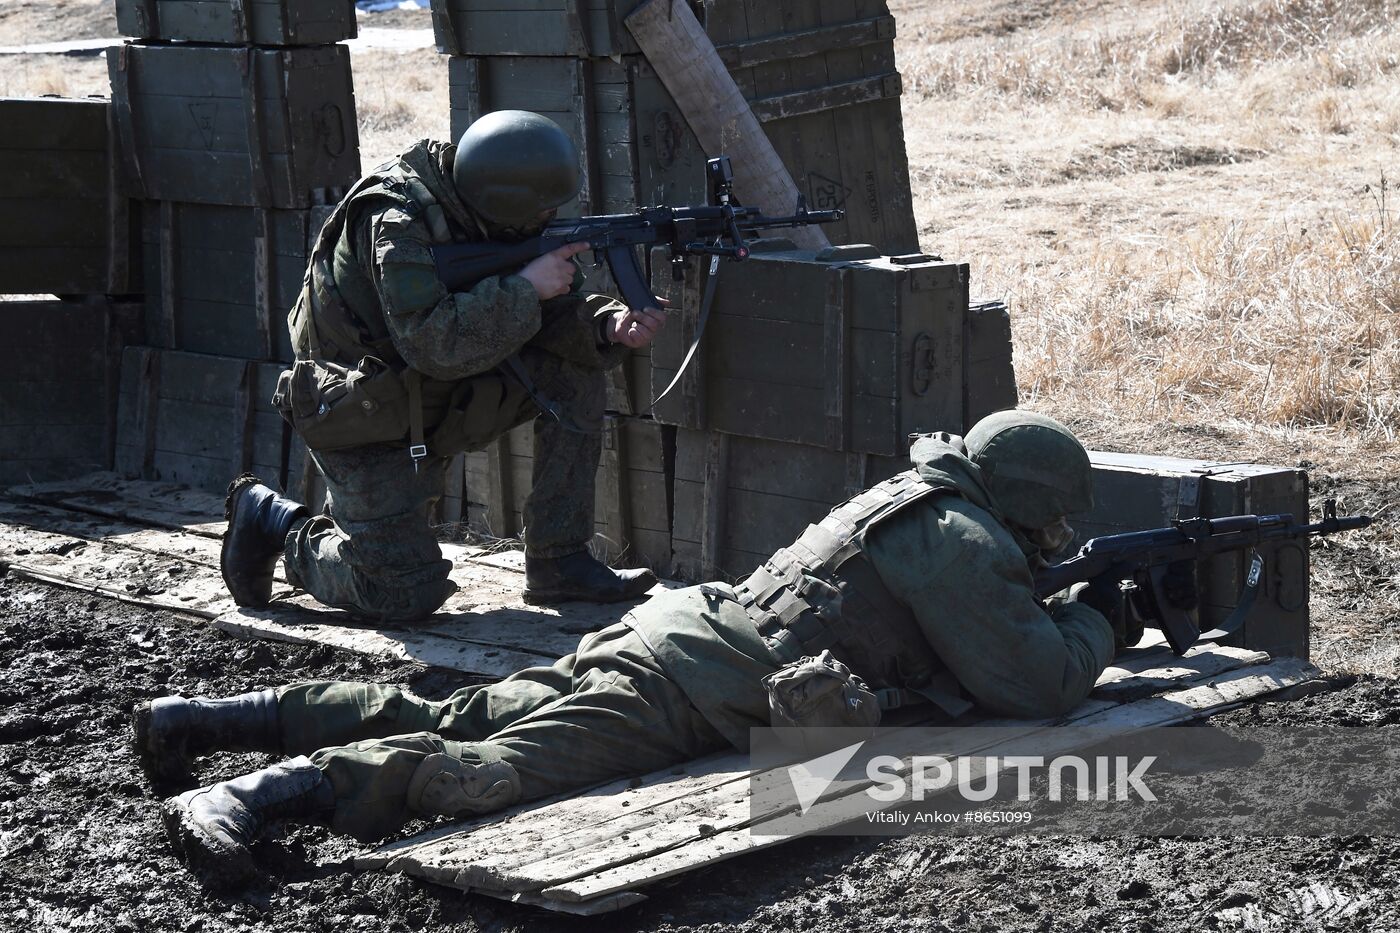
[0, 573, 1397, 933]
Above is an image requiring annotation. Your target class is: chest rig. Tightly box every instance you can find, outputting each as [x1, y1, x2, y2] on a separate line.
[734, 471, 974, 717]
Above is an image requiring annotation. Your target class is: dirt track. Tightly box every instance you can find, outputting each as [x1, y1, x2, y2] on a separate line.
[2, 573, 1398, 933]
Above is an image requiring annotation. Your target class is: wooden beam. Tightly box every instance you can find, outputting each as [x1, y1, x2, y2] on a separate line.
[624, 0, 829, 250]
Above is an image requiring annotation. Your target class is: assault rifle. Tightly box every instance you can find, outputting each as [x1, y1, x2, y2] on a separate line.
[1034, 500, 1371, 655]
[430, 155, 843, 316]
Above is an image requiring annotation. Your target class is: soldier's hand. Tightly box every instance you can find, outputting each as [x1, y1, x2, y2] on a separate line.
[1073, 573, 1141, 651]
[520, 242, 589, 301]
[606, 300, 668, 349]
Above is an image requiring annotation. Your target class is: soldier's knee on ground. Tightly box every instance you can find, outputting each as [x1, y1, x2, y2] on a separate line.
[344, 572, 457, 623]
[407, 751, 522, 819]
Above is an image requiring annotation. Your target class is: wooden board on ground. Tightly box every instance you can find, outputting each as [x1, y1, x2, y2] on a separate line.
[1, 472, 680, 672]
[366, 646, 1313, 912]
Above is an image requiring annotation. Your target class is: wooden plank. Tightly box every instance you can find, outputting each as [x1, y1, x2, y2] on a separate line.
[750, 73, 901, 123]
[114, 0, 357, 46]
[0, 510, 574, 675]
[215, 608, 553, 678]
[6, 472, 229, 535]
[0, 98, 108, 150]
[715, 15, 895, 70]
[624, 0, 827, 249]
[0, 520, 241, 618]
[108, 44, 359, 209]
[0, 498, 225, 568]
[371, 643, 1264, 895]
[538, 657, 1316, 907]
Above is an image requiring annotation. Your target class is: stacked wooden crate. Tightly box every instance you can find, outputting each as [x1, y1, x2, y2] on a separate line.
[0, 97, 144, 484]
[1078, 453, 1311, 657]
[0, 98, 138, 297]
[434, 0, 917, 252]
[437, 0, 927, 570]
[652, 242, 1017, 580]
[104, 0, 362, 499]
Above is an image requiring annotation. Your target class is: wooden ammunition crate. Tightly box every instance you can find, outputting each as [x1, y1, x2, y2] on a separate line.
[0, 98, 137, 296]
[114, 347, 294, 495]
[432, 0, 649, 58]
[650, 245, 1012, 456]
[445, 1, 917, 253]
[0, 300, 143, 486]
[116, 0, 357, 46]
[671, 428, 904, 582]
[109, 43, 360, 209]
[1080, 452, 1311, 659]
[139, 202, 333, 363]
[462, 416, 673, 571]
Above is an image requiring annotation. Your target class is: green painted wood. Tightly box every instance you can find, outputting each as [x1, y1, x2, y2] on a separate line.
[115, 0, 357, 46]
[650, 250, 974, 453]
[1078, 453, 1311, 659]
[462, 416, 672, 569]
[669, 427, 903, 581]
[431, 0, 641, 57]
[0, 249, 109, 295]
[964, 299, 1017, 425]
[0, 381, 107, 425]
[109, 43, 360, 209]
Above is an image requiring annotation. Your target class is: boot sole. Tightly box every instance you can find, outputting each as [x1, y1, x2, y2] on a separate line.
[161, 798, 259, 891]
[131, 701, 195, 791]
[521, 582, 656, 606]
[221, 474, 272, 608]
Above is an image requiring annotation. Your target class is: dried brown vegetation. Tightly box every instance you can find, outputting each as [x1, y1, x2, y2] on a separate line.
[0, 0, 1395, 672]
[895, 0, 1400, 673]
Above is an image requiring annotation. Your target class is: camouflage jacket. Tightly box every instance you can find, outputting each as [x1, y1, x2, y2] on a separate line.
[289, 138, 626, 392]
[628, 435, 1116, 748]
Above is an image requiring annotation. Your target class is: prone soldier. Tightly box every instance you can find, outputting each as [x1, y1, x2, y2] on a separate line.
[222, 111, 666, 620]
[137, 412, 1129, 886]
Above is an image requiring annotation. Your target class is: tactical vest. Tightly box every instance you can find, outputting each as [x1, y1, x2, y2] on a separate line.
[288, 160, 463, 369]
[734, 470, 975, 717]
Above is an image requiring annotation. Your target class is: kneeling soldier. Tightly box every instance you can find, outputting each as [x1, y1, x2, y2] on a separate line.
[139, 412, 1127, 887]
[222, 110, 665, 622]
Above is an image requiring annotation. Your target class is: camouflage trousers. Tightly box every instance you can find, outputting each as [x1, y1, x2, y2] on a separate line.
[275, 623, 728, 842]
[283, 347, 605, 622]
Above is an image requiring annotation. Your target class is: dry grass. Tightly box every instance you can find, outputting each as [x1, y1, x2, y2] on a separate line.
[896, 0, 1400, 673]
[0, 55, 107, 99]
[349, 48, 451, 168]
[1, 0, 1395, 671]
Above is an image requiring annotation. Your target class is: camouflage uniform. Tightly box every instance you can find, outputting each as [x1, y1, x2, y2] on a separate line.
[281, 140, 628, 622]
[269, 433, 1115, 842]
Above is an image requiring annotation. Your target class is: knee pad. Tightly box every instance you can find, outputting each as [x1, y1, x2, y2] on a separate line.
[407, 752, 522, 819]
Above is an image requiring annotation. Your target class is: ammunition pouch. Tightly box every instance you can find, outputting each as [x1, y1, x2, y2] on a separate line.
[272, 356, 411, 452]
[764, 650, 881, 731]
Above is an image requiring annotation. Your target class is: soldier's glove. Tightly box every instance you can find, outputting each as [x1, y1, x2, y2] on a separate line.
[1072, 573, 1142, 653]
[763, 651, 880, 756]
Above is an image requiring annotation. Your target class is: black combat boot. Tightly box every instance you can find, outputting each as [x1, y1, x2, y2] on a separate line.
[162, 757, 335, 889]
[522, 550, 657, 605]
[221, 474, 308, 607]
[132, 688, 280, 787]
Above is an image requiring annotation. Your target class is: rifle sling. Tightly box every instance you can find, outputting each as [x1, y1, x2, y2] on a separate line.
[499, 354, 600, 435]
[1199, 550, 1264, 643]
[650, 254, 721, 411]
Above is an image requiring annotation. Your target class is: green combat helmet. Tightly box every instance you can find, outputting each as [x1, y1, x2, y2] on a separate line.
[452, 110, 580, 230]
[964, 411, 1093, 532]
